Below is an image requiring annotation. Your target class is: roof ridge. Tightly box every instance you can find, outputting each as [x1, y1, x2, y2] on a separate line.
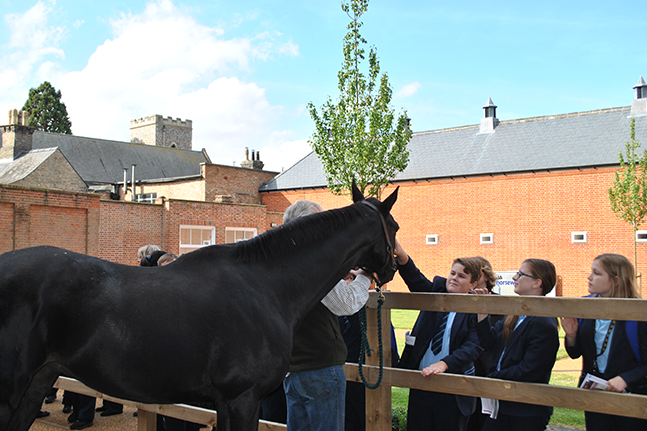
[412, 105, 631, 136]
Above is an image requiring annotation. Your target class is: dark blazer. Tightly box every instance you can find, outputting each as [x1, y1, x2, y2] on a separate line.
[477, 314, 559, 417]
[397, 258, 482, 416]
[565, 319, 647, 394]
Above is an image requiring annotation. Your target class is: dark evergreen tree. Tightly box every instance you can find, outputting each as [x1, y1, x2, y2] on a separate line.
[22, 81, 72, 134]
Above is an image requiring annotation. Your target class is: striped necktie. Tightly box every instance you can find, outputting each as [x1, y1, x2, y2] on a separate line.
[431, 312, 448, 355]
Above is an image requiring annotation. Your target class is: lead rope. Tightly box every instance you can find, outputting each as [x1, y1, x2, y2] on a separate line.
[358, 289, 384, 389]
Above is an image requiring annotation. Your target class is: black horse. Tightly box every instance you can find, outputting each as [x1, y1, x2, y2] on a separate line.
[0, 184, 399, 431]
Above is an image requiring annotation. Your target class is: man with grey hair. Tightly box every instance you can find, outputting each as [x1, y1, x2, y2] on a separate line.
[281, 200, 371, 431]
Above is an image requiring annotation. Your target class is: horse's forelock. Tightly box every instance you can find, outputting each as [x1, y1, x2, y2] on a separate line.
[234, 205, 360, 263]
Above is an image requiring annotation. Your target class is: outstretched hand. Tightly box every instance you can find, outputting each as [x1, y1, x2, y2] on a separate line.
[394, 239, 409, 266]
[421, 361, 448, 376]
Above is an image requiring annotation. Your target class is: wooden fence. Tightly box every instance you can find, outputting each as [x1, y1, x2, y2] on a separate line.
[53, 291, 647, 430]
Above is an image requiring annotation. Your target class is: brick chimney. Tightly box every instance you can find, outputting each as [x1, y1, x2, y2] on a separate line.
[240, 147, 265, 170]
[631, 76, 647, 116]
[1, 109, 35, 160]
[479, 97, 499, 133]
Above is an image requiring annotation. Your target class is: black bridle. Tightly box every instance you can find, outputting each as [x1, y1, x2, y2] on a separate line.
[360, 200, 397, 286]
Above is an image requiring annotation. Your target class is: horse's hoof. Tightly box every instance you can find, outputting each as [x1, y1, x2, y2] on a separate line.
[70, 420, 94, 430]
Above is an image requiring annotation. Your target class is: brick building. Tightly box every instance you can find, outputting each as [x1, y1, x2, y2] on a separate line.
[260, 77, 647, 298]
[0, 112, 280, 263]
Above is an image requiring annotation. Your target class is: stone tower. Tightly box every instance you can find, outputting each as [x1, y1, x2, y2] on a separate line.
[130, 115, 192, 150]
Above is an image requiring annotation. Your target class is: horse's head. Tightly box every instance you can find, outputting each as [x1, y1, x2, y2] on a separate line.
[351, 182, 399, 286]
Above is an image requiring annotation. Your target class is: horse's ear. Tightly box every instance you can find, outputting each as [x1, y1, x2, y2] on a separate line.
[381, 186, 399, 213]
[351, 180, 365, 203]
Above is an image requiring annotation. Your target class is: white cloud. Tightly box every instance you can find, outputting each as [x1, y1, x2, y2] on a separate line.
[397, 81, 421, 98]
[3, 0, 306, 172]
[0, 1, 65, 112]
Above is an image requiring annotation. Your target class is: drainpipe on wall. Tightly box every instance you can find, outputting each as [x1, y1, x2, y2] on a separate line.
[131, 164, 136, 202]
[123, 168, 128, 200]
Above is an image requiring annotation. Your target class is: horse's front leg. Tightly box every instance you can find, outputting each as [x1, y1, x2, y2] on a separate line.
[216, 391, 261, 431]
[5, 363, 60, 431]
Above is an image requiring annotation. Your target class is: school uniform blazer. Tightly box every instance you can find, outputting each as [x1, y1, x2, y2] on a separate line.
[565, 319, 647, 394]
[397, 258, 483, 416]
[477, 315, 559, 417]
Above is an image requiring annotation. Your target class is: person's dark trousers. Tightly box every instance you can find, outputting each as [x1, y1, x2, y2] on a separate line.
[481, 413, 549, 431]
[67, 392, 95, 422]
[585, 411, 647, 431]
[163, 416, 202, 431]
[466, 398, 487, 431]
[99, 400, 123, 415]
[407, 388, 467, 431]
[344, 381, 365, 431]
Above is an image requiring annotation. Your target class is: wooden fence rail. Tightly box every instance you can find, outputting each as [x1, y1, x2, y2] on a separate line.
[51, 291, 647, 430]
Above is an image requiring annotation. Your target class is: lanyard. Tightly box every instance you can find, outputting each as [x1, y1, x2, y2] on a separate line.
[592, 320, 615, 374]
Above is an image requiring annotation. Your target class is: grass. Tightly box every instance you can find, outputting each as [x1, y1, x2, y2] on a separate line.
[389, 309, 586, 430]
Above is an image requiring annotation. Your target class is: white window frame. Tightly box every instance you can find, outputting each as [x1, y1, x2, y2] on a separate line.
[571, 231, 588, 243]
[480, 233, 494, 244]
[225, 227, 257, 243]
[135, 192, 157, 203]
[637, 230, 647, 243]
[425, 234, 438, 245]
[179, 225, 215, 255]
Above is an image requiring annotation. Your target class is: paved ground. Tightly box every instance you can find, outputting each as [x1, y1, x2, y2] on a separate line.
[31, 398, 138, 431]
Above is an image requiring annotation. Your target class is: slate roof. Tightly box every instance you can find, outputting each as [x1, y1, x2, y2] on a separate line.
[260, 106, 647, 192]
[30, 131, 210, 186]
[0, 147, 59, 184]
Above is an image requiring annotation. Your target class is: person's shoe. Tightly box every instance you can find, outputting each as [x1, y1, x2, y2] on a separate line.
[70, 420, 93, 430]
[67, 411, 78, 423]
[45, 394, 56, 404]
[37, 411, 50, 418]
[100, 410, 123, 417]
[63, 405, 72, 414]
[95, 406, 107, 412]
[133, 411, 138, 417]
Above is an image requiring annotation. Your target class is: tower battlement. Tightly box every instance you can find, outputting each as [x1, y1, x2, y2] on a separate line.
[130, 115, 192, 150]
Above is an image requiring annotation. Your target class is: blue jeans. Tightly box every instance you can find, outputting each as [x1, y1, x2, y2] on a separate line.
[283, 365, 346, 431]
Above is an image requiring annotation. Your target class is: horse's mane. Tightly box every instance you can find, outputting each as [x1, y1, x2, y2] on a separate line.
[234, 204, 363, 263]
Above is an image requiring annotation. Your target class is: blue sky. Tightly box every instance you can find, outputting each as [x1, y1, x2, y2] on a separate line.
[1, 0, 646, 172]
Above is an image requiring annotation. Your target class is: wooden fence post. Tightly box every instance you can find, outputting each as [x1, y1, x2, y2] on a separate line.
[365, 306, 392, 431]
[137, 409, 157, 431]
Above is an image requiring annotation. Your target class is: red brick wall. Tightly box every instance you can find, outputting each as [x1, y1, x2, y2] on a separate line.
[0, 202, 15, 253]
[1, 185, 278, 267]
[260, 167, 647, 298]
[203, 164, 277, 205]
[99, 201, 164, 265]
[0, 185, 99, 256]
[98, 199, 275, 265]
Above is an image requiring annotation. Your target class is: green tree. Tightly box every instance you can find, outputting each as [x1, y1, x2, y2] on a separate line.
[609, 118, 647, 270]
[22, 81, 72, 134]
[308, 0, 411, 198]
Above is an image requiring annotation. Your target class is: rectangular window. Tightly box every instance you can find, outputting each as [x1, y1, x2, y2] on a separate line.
[637, 231, 647, 243]
[179, 225, 215, 255]
[135, 193, 157, 203]
[480, 233, 494, 244]
[225, 227, 257, 243]
[425, 234, 438, 245]
[571, 232, 588, 243]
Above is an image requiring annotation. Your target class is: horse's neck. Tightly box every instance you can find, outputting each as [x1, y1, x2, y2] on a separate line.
[268, 213, 376, 328]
